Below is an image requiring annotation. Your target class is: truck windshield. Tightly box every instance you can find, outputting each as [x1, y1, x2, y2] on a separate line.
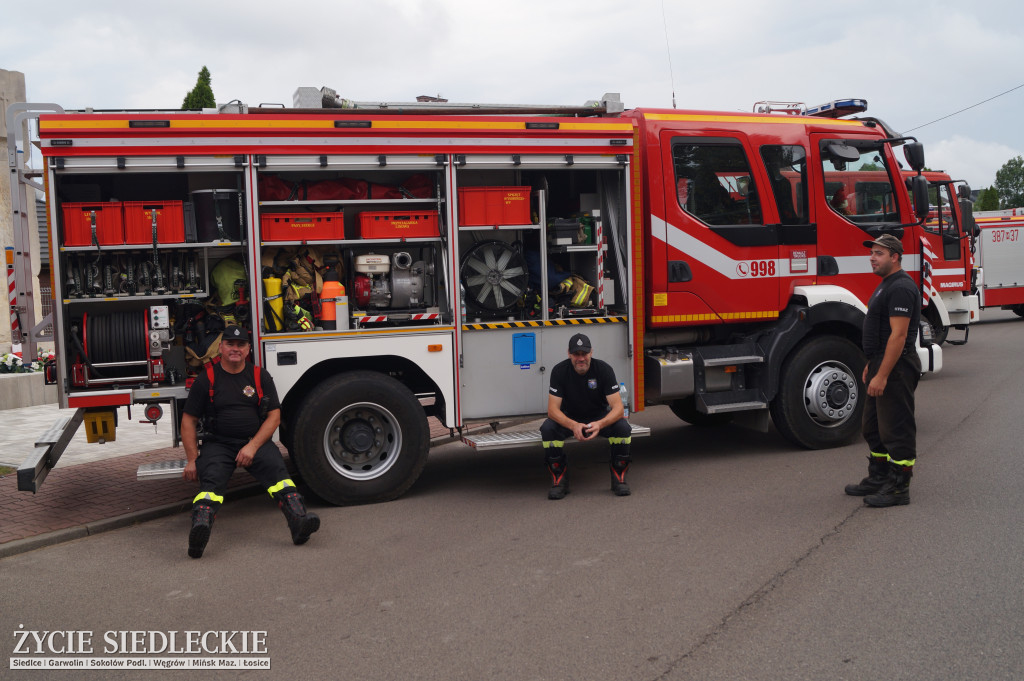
[820, 140, 900, 228]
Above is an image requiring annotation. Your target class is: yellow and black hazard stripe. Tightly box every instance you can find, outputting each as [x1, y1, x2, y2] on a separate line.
[461, 316, 627, 332]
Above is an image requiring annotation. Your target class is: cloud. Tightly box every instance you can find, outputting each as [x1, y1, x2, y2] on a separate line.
[927, 135, 1021, 190]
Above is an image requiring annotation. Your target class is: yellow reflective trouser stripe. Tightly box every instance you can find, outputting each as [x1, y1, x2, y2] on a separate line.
[267, 479, 297, 496]
[871, 451, 915, 467]
[608, 437, 632, 445]
[193, 491, 224, 505]
[542, 440, 564, 448]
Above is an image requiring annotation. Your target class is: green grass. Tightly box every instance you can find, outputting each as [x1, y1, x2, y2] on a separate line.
[0, 465, 15, 476]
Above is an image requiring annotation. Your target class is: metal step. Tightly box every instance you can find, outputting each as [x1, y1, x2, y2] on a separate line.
[463, 423, 651, 451]
[18, 409, 85, 493]
[696, 342, 765, 368]
[137, 459, 188, 481]
[697, 390, 769, 415]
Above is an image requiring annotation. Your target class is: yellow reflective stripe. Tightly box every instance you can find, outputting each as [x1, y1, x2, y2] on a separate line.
[193, 491, 224, 505]
[608, 437, 632, 445]
[888, 458, 916, 467]
[267, 479, 297, 495]
[870, 451, 889, 459]
[542, 440, 564, 448]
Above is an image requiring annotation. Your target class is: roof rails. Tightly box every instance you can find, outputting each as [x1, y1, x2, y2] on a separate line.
[753, 98, 869, 118]
[282, 87, 624, 117]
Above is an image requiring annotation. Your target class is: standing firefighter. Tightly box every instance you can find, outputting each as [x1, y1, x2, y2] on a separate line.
[540, 333, 633, 499]
[181, 326, 320, 558]
[846, 235, 922, 507]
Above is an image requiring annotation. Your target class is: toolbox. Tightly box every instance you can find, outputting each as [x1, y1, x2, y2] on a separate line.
[61, 202, 124, 247]
[359, 211, 439, 239]
[123, 201, 186, 244]
[458, 186, 531, 226]
[261, 212, 346, 242]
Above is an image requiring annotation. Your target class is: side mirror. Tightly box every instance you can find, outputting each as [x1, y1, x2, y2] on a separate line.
[957, 183, 972, 200]
[911, 175, 930, 220]
[960, 199, 978, 237]
[903, 142, 925, 172]
[825, 142, 860, 163]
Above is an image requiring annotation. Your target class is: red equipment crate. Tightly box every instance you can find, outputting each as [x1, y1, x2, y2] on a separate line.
[123, 201, 186, 244]
[61, 202, 124, 246]
[458, 186, 531, 226]
[261, 212, 346, 241]
[359, 212, 439, 239]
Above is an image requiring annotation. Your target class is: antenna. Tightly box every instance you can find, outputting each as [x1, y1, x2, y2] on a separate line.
[661, 0, 677, 109]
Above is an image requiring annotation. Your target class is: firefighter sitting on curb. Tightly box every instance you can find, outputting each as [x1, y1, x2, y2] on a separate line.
[181, 325, 320, 558]
[540, 333, 633, 499]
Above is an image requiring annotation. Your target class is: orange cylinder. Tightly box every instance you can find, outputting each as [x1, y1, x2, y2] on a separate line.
[320, 281, 344, 329]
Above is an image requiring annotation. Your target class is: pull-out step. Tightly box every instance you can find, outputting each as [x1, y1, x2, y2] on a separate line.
[137, 459, 189, 481]
[463, 423, 651, 451]
[695, 342, 764, 368]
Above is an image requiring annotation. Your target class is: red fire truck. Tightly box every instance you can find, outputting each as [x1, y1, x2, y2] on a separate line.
[6, 92, 938, 503]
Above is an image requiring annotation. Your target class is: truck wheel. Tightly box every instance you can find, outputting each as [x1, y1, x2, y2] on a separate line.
[769, 336, 865, 449]
[291, 371, 429, 505]
[924, 306, 948, 345]
[1013, 304, 1024, 318]
[669, 396, 734, 427]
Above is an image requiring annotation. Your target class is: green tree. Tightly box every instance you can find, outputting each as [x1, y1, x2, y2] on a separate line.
[994, 155, 1024, 209]
[182, 66, 215, 110]
[974, 186, 999, 211]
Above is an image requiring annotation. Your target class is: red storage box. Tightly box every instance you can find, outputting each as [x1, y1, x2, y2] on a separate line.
[458, 186, 531, 226]
[123, 201, 186, 244]
[359, 212, 439, 239]
[261, 212, 345, 241]
[61, 202, 124, 246]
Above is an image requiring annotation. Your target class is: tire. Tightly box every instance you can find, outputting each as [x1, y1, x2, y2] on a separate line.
[1013, 304, 1024, 319]
[290, 371, 430, 505]
[769, 336, 866, 450]
[669, 395, 734, 427]
[924, 305, 948, 345]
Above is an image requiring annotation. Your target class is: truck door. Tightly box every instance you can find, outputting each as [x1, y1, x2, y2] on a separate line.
[811, 134, 909, 305]
[657, 133, 782, 322]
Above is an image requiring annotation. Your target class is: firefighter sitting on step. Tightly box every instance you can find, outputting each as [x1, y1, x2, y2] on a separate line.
[181, 325, 320, 558]
[540, 333, 633, 499]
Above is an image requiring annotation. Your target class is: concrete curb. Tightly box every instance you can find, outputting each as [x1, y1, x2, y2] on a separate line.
[0, 417, 541, 559]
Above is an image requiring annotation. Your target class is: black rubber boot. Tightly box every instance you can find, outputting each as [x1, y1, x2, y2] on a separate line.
[276, 490, 321, 545]
[544, 451, 569, 500]
[610, 453, 631, 497]
[188, 502, 217, 559]
[864, 465, 912, 507]
[844, 456, 891, 496]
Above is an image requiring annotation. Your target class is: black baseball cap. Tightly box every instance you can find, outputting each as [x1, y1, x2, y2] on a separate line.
[863, 234, 904, 254]
[568, 333, 592, 353]
[222, 325, 250, 343]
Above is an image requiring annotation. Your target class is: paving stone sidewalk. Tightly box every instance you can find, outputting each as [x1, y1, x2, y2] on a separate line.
[0, 411, 495, 558]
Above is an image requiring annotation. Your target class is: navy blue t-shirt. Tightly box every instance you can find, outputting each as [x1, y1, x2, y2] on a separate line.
[183, 363, 280, 441]
[863, 269, 921, 356]
[548, 357, 619, 422]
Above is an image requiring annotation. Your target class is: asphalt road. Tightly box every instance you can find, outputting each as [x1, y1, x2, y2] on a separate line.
[2, 310, 1022, 680]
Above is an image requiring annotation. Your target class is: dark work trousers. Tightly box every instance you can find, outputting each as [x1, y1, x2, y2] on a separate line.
[862, 354, 921, 467]
[540, 418, 633, 453]
[196, 439, 291, 498]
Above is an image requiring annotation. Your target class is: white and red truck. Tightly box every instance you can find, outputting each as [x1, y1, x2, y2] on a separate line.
[6, 92, 941, 502]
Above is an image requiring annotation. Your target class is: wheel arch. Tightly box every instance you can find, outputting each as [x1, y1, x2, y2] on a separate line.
[759, 298, 864, 403]
[279, 355, 443, 447]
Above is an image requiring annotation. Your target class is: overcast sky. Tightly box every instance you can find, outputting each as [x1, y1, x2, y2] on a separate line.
[2, 0, 1022, 189]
